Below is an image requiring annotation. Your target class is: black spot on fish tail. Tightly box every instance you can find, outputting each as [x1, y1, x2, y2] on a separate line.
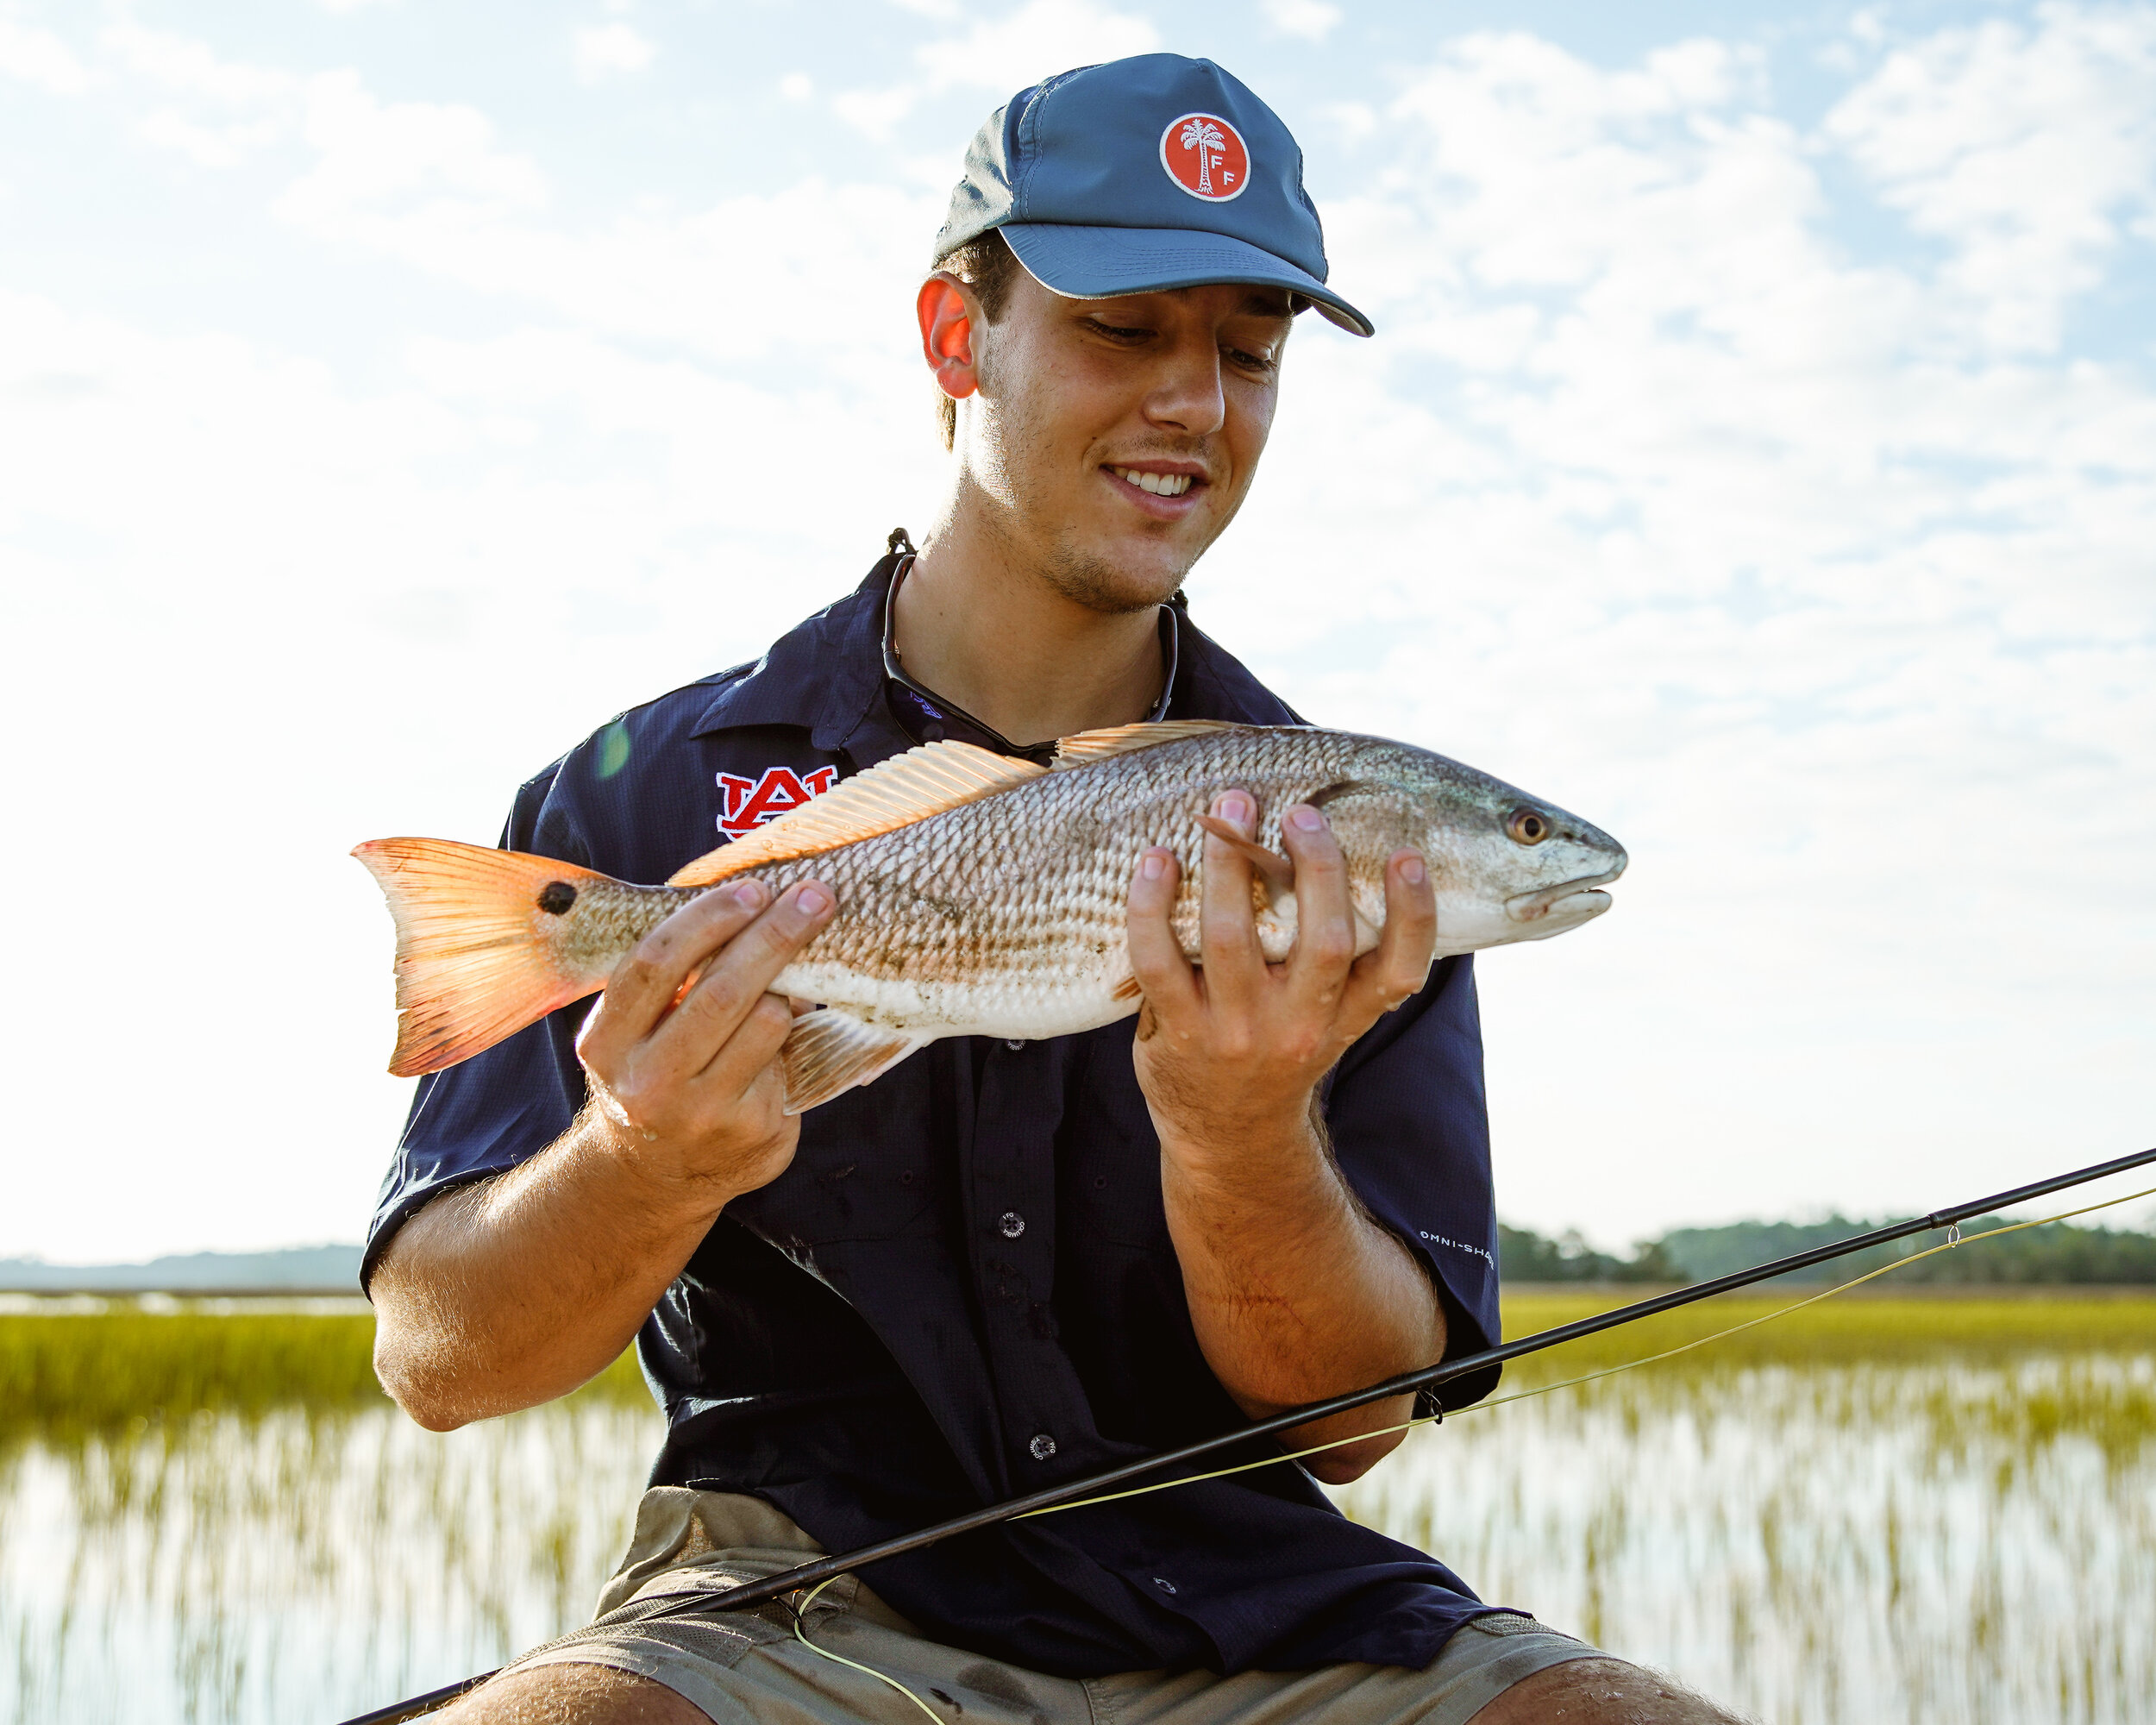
[537, 881, 578, 915]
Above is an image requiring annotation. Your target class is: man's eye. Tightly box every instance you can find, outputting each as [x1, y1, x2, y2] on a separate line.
[1091, 322, 1151, 342]
[1226, 347, 1279, 373]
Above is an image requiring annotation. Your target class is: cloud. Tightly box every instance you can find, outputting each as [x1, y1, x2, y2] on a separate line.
[915, 0, 1157, 92]
[0, 16, 90, 93]
[1262, 0, 1344, 43]
[0, 276, 953, 1261]
[3, 3, 2152, 1258]
[278, 71, 548, 242]
[102, 22, 297, 104]
[837, 0, 1160, 140]
[89, 24, 302, 166]
[1823, 3, 2156, 353]
[573, 21, 655, 81]
[1189, 9, 2156, 1242]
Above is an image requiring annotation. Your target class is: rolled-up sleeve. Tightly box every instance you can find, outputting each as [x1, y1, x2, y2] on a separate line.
[1321, 953, 1503, 1410]
[359, 761, 597, 1292]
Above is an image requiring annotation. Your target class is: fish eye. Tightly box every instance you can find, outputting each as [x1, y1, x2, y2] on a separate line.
[1506, 808, 1550, 846]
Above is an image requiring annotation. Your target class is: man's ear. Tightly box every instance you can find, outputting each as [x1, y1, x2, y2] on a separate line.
[918, 274, 981, 403]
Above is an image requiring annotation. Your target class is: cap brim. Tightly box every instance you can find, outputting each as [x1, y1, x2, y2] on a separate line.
[1000, 223, 1375, 337]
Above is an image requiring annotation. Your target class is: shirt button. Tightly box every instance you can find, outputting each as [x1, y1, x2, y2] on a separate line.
[1003, 1038, 1025, 1051]
[1028, 1433, 1057, 1461]
[998, 1211, 1025, 1239]
[1151, 1577, 1178, 1595]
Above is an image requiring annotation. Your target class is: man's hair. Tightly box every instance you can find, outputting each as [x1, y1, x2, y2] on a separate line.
[932, 229, 1023, 451]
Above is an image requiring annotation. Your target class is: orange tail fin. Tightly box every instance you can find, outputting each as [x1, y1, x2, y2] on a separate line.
[353, 838, 608, 1078]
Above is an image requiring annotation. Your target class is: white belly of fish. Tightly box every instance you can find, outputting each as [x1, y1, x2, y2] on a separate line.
[772, 957, 1141, 1044]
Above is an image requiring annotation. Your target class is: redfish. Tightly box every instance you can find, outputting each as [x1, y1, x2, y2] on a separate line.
[354, 722, 1625, 1113]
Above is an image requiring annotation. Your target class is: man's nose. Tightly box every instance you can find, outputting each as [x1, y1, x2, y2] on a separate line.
[1142, 342, 1226, 438]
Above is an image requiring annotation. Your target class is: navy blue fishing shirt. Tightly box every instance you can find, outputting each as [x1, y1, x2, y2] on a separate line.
[366, 551, 1511, 1678]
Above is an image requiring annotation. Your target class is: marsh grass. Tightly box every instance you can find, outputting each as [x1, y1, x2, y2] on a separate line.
[0, 1307, 649, 1452]
[2, 1294, 2151, 1723]
[1331, 1292, 2156, 1725]
[1501, 1289, 2156, 1372]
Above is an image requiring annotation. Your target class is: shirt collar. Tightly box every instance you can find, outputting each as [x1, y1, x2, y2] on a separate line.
[881, 553, 1183, 765]
[686, 552, 904, 753]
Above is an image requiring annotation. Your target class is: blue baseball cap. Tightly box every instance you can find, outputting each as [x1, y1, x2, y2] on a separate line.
[933, 53, 1373, 338]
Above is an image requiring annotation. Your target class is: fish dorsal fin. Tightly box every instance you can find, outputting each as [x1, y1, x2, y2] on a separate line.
[1049, 719, 1244, 771]
[667, 740, 1046, 888]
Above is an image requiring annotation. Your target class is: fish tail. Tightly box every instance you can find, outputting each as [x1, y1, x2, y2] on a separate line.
[352, 838, 608, 1077]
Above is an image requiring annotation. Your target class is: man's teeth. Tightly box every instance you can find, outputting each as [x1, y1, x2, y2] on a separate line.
[1110, 467, 1194, 498]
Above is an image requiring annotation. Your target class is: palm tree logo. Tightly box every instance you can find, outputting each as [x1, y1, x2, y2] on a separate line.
[1179, 116, 1226, 195]
[1160, 112, 1250, 202]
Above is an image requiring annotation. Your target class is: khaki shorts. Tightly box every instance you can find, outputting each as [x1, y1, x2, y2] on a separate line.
[496, 1490, 1602, 1724]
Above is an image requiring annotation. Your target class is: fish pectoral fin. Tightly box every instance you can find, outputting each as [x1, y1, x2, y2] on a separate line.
[1194, 815, 1296, 906]
[778, 1011, 927, 1115]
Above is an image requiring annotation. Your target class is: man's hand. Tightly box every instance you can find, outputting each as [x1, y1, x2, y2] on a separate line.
[371, 873, 834, 1431]
[575, 875, 837, 1203]
[1126, 790, 1437, 1146]
[1125, 792, 1444, 1482]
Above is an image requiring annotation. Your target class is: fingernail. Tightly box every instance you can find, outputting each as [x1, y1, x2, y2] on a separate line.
[1140, 850, 1168, 881]
[794, 884, 831, 916]
[734, 880, 767, 908]
[1399, 855, 1426, 885]
[1214, 790, 1251, 823]
[1288, 805, 1323, 832]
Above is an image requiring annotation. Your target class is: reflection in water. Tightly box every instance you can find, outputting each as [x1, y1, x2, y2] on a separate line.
[3, 1399, 661, 1723]
[1335, 1355, 2156, 1725]
[3, 1345, 2152, 1722]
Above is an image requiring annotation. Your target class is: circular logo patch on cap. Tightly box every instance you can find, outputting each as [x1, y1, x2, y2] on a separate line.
[1159, 112, 1250, 203]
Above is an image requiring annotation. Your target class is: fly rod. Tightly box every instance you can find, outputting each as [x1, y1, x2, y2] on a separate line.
[337, 1143, 2156, 1725]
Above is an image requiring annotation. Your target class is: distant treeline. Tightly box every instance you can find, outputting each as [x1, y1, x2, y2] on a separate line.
[1501, 1214, 2156, 1286]
[0, 1245, 365, 1292]
[7, 1216, 2152, 1295]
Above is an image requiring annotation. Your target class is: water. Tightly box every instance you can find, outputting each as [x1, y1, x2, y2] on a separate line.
[1337, 1354, 2156, 1724]
[2, 1401, 659, 1723]
[3, 1305, 2152, 1723]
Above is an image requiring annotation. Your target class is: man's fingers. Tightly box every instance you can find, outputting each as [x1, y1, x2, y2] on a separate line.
[580, 880, 772, 1065]
[1125, 845, 1202, 1021]
[1198, 789, 1263, 1008]
[693, 988, 799, 1101]
[649, 881, 835, 1081]
[1345, 850, 1438, 1020]
[1278, 804, 1357, 1010]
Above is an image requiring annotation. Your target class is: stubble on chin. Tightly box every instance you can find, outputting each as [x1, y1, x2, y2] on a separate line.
[1034, 536, 1184, 616]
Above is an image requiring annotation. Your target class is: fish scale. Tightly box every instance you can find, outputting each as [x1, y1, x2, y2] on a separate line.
[354, 722, 1626, 1113]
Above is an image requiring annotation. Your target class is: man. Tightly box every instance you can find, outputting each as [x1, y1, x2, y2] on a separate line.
[367, 53, 1744, 1725]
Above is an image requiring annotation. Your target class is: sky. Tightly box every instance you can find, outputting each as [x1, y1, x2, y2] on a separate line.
[1, 0, 2151, 1264]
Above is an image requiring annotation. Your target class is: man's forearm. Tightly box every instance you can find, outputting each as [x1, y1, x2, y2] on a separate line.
[1160, 1107, 1445, 1482]
[369, 1108, 736, 1430]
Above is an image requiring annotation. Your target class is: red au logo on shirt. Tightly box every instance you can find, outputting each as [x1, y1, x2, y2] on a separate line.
[1159, 112, 1250, 203]
[717, 764, 838, 838]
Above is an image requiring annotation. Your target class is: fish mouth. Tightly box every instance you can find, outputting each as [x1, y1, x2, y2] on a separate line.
[1505, 865, 1626, 925]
